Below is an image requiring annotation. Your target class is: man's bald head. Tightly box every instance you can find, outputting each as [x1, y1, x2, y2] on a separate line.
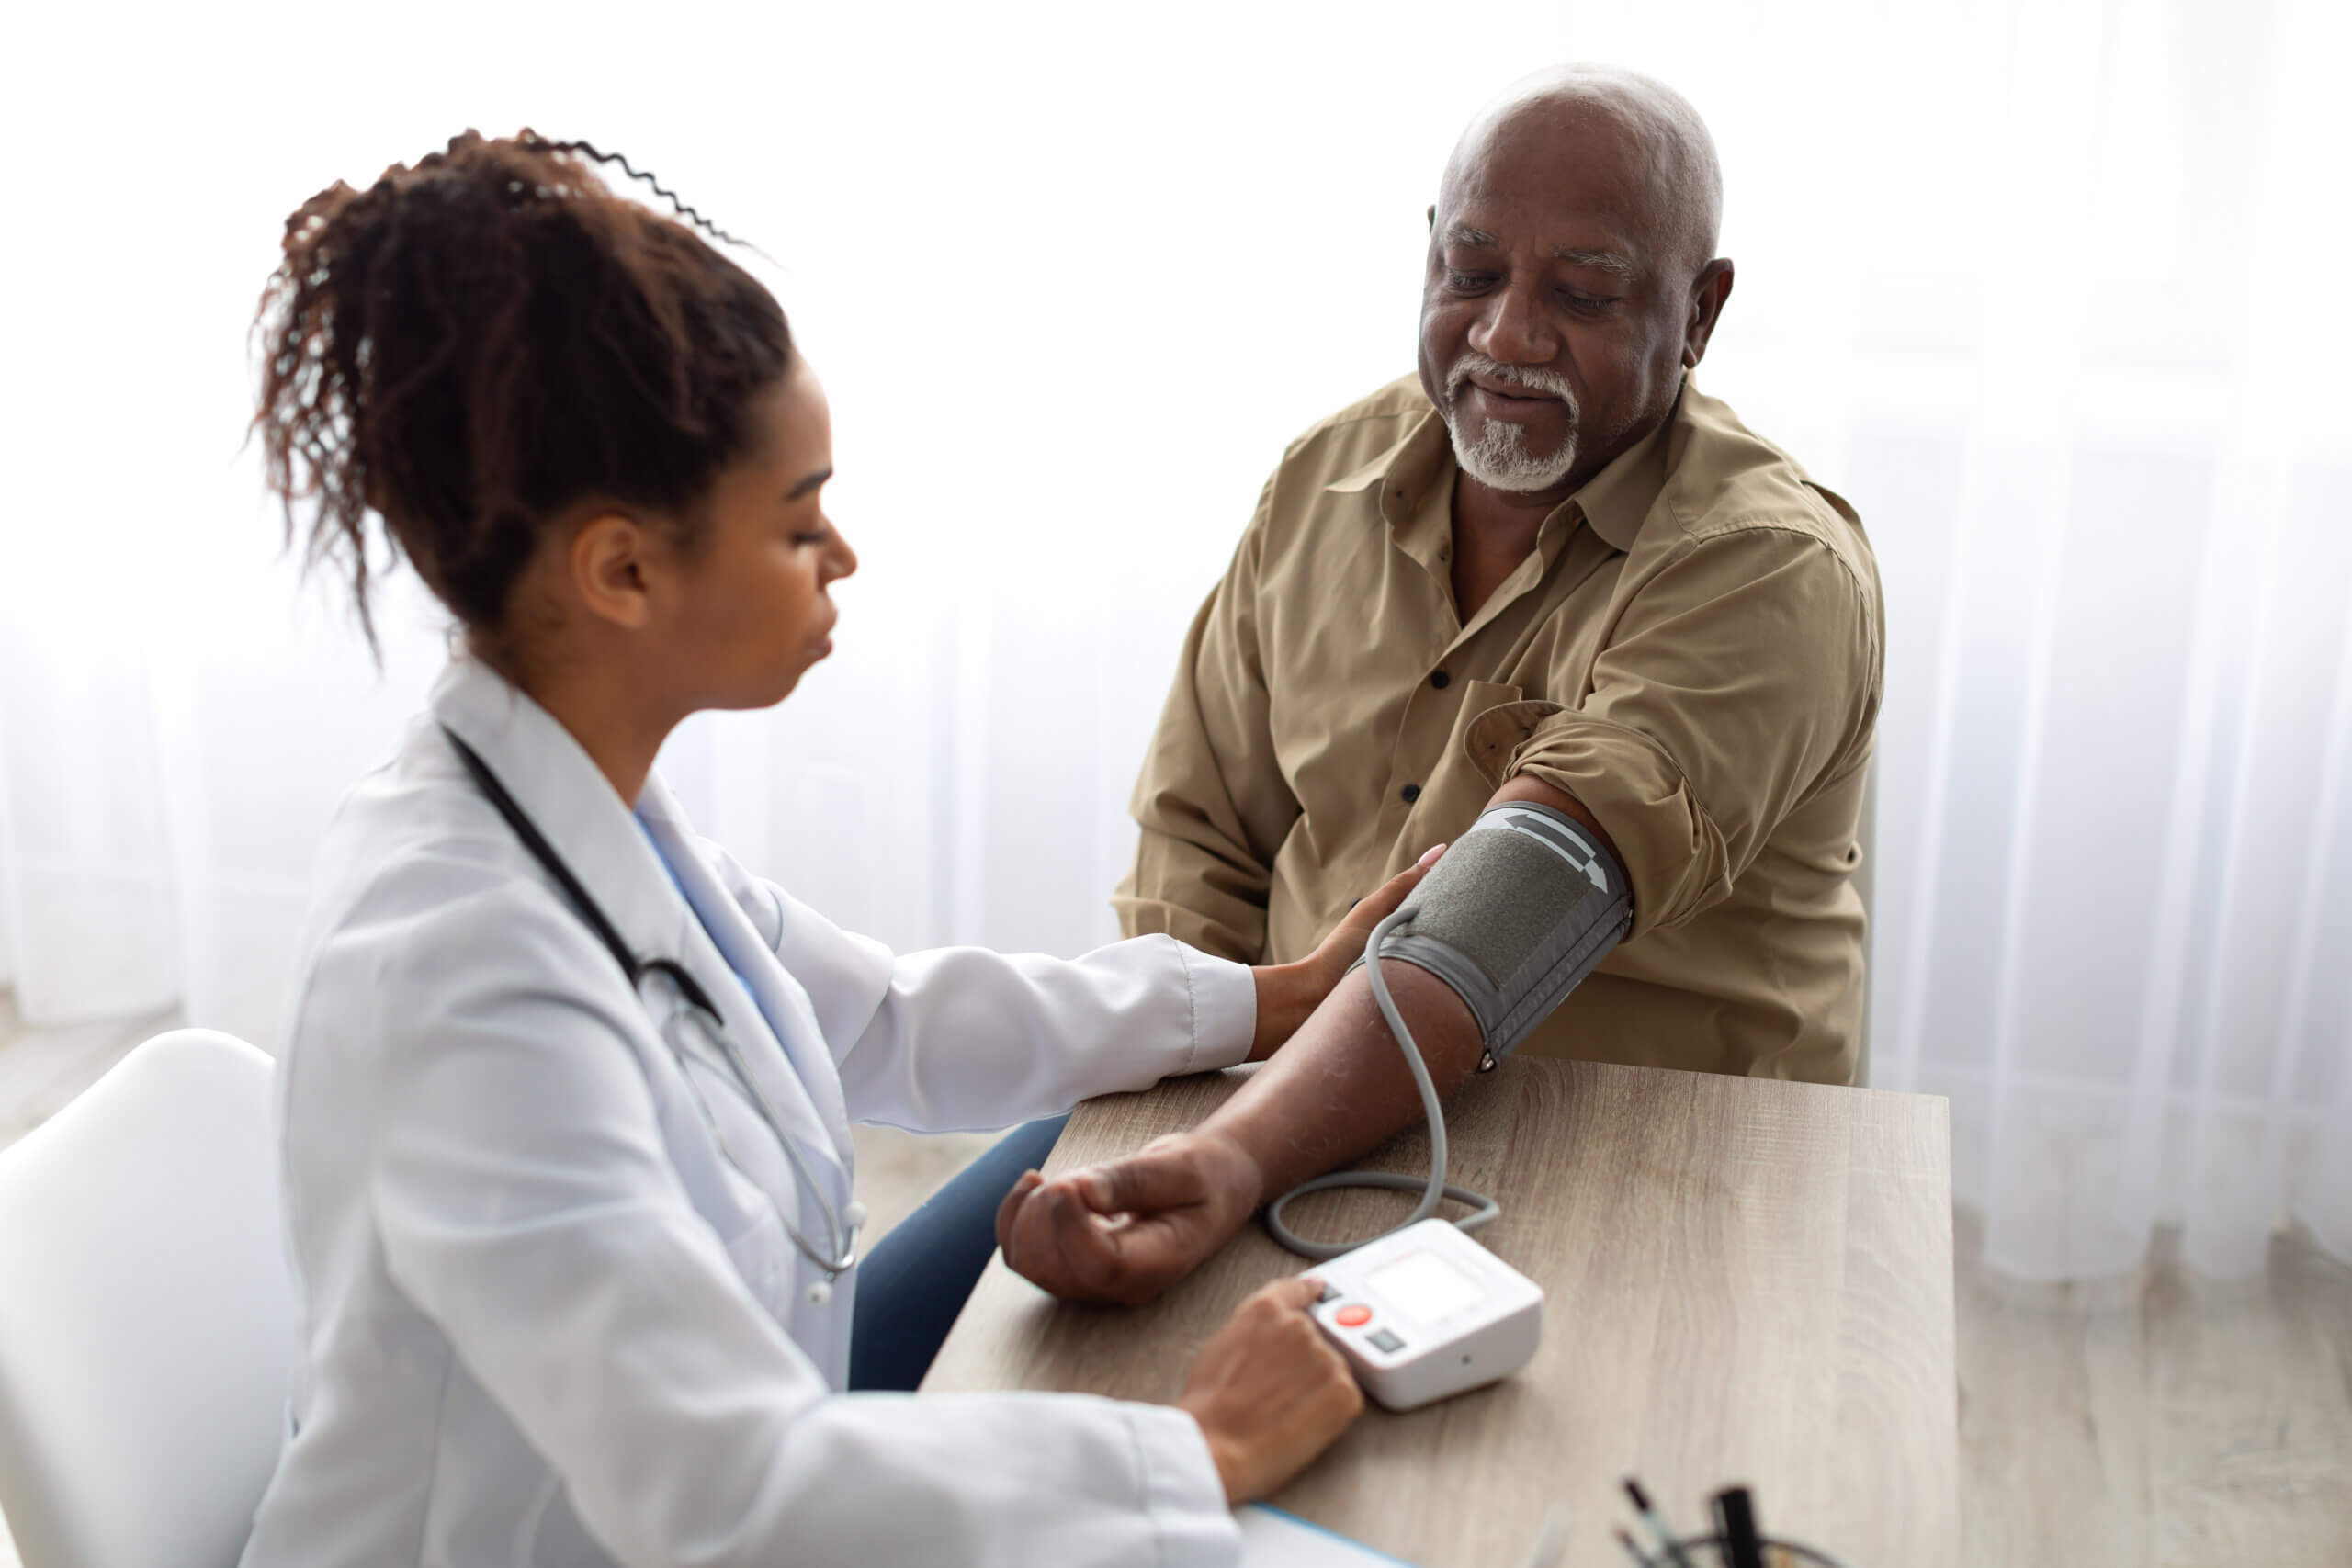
[1441, 65, 1724, 284]
[1418, 66, 1736, 505]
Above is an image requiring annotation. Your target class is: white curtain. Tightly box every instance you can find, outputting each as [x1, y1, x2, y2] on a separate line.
[2, 0, 2345, 1282]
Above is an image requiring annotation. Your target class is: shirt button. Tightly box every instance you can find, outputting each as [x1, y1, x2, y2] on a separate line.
[1430, 670, 1451, 690]
[1401, 784, 1421, 804]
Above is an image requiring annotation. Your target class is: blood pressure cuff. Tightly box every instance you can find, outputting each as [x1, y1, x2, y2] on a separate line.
[1364, 802, 1633, 1061]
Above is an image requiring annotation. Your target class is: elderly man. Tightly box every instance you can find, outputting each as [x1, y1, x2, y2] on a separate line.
[996, 67, 1882, 1304]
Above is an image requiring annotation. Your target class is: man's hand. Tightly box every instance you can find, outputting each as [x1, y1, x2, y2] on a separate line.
[999, 841, 1487, 1307]
[994, 1127, 1264, 1306]
[1002, 953, 1484, 1306]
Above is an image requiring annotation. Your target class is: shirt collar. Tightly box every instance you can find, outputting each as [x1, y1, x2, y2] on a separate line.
[1569, 396, 1678, 552]
[1323, 377, 1685, 553]
[1324, 406, 1453, 528]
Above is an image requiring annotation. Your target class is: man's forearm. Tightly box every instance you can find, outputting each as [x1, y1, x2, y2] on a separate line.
[1193, 773, 1618, 1205]
[1198, 960, 1484, 1205]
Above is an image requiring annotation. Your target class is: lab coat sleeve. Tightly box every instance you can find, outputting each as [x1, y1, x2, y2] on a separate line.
[694, 843, 1258, 1132]
[357, 874, 1238, 1568]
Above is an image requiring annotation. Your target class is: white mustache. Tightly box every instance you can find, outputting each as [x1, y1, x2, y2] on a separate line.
[1445, 353, 1577, 415]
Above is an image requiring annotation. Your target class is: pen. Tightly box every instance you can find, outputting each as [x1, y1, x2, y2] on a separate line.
[1713, 1485, 1764, 1568]
[1623, 1478, 1696, 1568]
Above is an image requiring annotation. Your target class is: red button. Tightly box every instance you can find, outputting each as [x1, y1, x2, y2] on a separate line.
[1333, 1304, 1373, 1327]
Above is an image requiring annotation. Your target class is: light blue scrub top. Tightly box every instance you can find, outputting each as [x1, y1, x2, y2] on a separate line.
[637, 815, 759, 1004]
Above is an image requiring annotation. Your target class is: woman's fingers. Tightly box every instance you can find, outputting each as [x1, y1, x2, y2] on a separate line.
[1365, 842, 1446, 917]
[1331, 843, 1449, 946]
[1177, 1274, 1366, 1502]
[1264, 1273, 1327, 1312]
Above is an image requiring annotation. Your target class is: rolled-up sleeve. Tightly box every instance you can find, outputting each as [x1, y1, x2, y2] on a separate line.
[1115, 478, 1303, 962]
[1470, 525, 1878, 937]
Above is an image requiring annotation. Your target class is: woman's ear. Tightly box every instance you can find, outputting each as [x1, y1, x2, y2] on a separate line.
[568, 513, 657, 631]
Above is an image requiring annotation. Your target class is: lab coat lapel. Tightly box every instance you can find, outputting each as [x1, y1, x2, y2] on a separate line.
[634, 774, 854, 1193]
[429, 660, 693, 979]
[431, 659, 852, 1203]
[657, 908, 854, 1216]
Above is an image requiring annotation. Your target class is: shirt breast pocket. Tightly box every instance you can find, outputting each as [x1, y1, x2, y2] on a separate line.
[1411, 680, 1544, 840]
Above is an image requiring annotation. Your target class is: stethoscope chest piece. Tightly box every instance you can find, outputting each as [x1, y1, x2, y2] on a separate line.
[649, 968, 863, 1288]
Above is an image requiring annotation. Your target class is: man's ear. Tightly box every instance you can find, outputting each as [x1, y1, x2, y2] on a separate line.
[1426, 203, 1438, 233]
[1682, 257, 1736, 369]
[569, 513, 657, 631]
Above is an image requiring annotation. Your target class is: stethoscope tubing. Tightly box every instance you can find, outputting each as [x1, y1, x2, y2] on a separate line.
[662, 991, 860, 1280]
[440, 726, 860, 1286]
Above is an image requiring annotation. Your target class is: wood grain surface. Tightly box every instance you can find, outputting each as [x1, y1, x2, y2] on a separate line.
[923, 1058, 1957, 1568]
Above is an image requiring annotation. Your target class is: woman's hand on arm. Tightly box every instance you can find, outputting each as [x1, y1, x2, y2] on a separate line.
[1244, 842, 1446, 1061]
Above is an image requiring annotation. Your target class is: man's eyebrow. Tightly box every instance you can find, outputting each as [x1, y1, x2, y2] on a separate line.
[786, 466, 833, 501]
[1551, 245, 1638, 277]
[1443, 224, 1500, 248]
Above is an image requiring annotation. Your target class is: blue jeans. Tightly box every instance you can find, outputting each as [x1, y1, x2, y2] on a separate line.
[847, 1114, 1070, 1393]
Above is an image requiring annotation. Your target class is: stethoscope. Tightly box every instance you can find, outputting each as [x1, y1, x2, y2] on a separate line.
[442, 726, 863, 1303]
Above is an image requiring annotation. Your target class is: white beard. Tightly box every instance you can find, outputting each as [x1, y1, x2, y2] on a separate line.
[1450, 407, 1578, 491]
[1442, 353, 1580, 491]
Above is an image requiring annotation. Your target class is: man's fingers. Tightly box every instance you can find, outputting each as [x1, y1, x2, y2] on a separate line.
[1005, 1179, 1110, 1290]
[1043, 1181, 1127, 1296]
[1005, 1175, 1196, 1304]
[1000, 1143, 1235, 1304]
[995, 1169, 1044, 1256]
[1066, 1150, 1201, 1218]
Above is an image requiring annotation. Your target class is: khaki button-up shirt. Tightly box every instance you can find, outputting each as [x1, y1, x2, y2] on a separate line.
[1116, 373, 1883, 1083]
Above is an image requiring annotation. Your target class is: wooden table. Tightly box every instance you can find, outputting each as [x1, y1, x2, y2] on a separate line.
[924, 1059, 1957, 1567]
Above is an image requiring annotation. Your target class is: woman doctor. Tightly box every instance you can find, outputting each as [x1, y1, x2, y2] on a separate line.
[239, 132, 1434, 1568]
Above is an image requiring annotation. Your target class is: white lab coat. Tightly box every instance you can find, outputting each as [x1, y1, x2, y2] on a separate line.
[240, 657, 1252, 1568]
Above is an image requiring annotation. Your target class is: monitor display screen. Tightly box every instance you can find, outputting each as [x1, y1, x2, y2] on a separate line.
[1364, 1246, 1486, 1324]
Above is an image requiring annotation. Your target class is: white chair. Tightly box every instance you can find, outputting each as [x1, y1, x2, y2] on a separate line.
[0, 1030, 295, 1568]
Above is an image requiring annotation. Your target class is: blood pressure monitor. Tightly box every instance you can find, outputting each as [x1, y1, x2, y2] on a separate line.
[1306, 1217, 1544, 1411]
[1266, 814, 1608, 1409]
